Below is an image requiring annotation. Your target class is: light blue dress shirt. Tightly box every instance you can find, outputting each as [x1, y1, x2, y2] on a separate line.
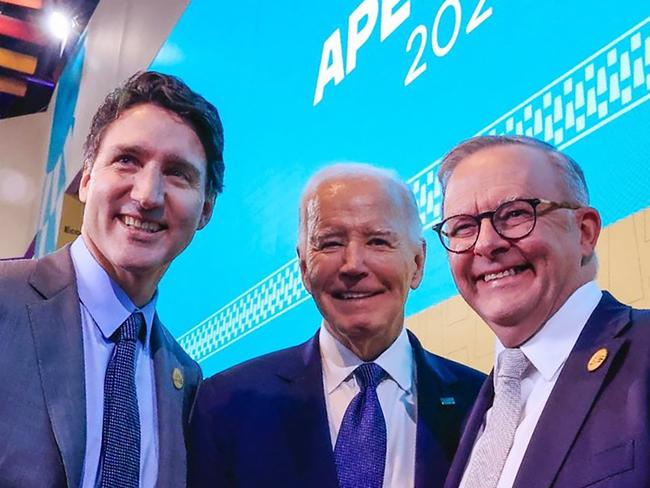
[70, 237, 159, 487]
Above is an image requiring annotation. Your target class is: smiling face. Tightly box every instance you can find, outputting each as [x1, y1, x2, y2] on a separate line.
[79, 103, 213, 304]
[443, 144, 600, 346]
[299, 175, 425, 360]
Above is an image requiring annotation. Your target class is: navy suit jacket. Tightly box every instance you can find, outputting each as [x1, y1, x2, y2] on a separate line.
[188, 331, 485, 487]
[0, 246, 202, 487]
[445, 292, 650, 488]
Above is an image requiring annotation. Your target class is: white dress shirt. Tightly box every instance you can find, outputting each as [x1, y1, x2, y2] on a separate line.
[320, 325, 417, 488]
[460, 281, 602, 488]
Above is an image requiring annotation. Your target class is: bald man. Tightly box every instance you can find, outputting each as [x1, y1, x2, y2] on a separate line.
[188, 163, 485, 488]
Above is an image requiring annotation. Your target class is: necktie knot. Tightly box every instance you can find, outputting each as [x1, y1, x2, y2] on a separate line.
[354, 363, 385, 390]
[497, 348, 529, 381]
[117, 312, 144, 343]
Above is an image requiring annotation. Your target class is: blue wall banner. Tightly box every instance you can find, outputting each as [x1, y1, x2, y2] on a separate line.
[150, 1, 650, 376]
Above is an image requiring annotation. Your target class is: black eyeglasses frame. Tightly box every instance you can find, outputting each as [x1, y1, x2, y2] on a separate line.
[432, 198, 582, 253]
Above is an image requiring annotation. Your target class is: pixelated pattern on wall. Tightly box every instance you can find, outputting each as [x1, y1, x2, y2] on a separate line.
[179, 260, 310, 361]
[178, 16, 650, 363]
[34, 41, 86, 257]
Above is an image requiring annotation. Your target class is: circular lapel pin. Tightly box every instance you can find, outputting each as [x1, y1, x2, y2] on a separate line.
[587, 348, 608, 372]
[172, 367, 184, 390]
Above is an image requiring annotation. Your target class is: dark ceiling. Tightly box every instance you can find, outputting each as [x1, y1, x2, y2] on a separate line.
[0, 0, 99, 120]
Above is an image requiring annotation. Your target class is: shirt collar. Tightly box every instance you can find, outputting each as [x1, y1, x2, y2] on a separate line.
[495, 280, 602, 381]
[70, 237, 156, 347]
[319, 324, 414, 394]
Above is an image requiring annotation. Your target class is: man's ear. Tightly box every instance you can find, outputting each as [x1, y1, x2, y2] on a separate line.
[297, 246, 312, 294]
[78, 164, 92, 203]
[577, 206, 601, 259]
[410, 239, 427, 290]
[198, 196, 215, 230]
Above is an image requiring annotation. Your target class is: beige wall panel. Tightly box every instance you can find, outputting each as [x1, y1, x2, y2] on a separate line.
[601, 216, 644, 304]
[631, 209, 650, 308]
[408, 207, 650, 374]
[56, 193, 84, 249]
[0, 112, 52, 258]
[595, 220, 610, 291]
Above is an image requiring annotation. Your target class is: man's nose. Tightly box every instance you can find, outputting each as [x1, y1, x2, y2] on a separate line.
[339, 242, 368, 277]
[473, 218, 510, 258]
[131, 165, 164, 209]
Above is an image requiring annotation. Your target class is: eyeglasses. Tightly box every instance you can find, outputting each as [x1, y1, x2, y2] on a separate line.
[432, 198, 581, 253]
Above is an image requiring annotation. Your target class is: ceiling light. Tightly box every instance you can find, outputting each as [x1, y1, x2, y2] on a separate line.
[47, 11, 72, 41]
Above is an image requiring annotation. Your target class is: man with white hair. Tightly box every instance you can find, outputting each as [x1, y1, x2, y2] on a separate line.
[189, 163, 485, 488]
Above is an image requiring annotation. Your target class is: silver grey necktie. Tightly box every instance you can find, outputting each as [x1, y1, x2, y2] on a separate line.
[463, 348, 530, 488]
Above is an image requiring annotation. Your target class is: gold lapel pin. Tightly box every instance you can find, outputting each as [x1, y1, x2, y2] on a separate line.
[172, 367, 184, 390]
[587, 348, 608, 372]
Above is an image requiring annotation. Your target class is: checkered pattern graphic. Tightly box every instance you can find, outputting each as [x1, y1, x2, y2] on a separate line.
[180, 17, 650, 363]
[178, 260, 310, 361]
[410, 17, 650, 229]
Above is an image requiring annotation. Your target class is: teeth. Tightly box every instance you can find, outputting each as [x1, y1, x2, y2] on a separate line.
[339, 292, 375, 300]
[122, 215, 162, 233]
[484, 268, 519, 282]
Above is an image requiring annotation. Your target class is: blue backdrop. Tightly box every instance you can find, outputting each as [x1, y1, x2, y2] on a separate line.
[149, 0, 650, 376]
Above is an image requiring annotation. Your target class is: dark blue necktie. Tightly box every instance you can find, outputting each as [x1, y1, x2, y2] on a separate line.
[99, 312, 143, 488]
[334, 362, 387, 488]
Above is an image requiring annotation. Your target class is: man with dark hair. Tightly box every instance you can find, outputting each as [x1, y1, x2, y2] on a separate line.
[434, 135, 650, 487]
[0, 71, 223, 487]
[188, 163, 485, 488]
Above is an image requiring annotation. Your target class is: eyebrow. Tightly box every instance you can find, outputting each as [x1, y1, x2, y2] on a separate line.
[366, 229, 399, 238]
[499, 195, 522, 205]
[113, 143, 202, 179]
[113, 143, 149, 157]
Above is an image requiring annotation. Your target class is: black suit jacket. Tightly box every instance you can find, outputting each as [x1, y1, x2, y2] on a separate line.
[189, 331, 485, 487]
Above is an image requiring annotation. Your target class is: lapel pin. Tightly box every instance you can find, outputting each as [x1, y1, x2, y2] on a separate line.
[440, 396, 456, 406]
[172, 367, 184, 390]
[587, 348, 608, 372]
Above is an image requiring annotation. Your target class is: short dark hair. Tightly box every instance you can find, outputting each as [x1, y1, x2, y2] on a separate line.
[438, 135, 589, 205]
[83, 71, 225, 199]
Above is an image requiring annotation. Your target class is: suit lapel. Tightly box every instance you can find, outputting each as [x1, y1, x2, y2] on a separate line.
[277, 335, 339, 487]
[513, 293, 632, 488]
[409, 332, 479, 488]
[443, 375, 495, 488]
[27, 247, 86, 488]
[150, 318, 186, 488]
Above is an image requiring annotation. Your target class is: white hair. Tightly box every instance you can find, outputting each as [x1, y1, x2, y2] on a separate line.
[297, 162, 423, 252]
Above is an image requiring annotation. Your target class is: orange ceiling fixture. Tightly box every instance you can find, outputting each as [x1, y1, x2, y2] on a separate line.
[0, 14, 46, 45]
[0, 0, 43, 8]
[0, 74, 27, 96]
[0, 46, 37, 74]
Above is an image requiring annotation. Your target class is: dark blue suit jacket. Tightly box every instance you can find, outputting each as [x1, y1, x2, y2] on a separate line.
[189, 331, 485, 487]
[444, 292, 650, 488]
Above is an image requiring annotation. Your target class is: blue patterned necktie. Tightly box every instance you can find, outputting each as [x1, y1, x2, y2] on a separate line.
[99, 312, 143, 488]
[334, 362, 387, 488]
